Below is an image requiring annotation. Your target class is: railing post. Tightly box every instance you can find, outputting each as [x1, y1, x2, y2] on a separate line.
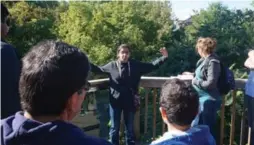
[220, 95, 225, 145]
[152, 88, 157, 139]
[240, 106, 247, 145]
[134, 109, 140, 140]
[144, 89, 149, 134]
[230, 90, 237, 145]
[120, 112, 124, 137]
[248, 127, 252, 145]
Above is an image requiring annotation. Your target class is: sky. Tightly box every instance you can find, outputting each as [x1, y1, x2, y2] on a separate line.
[171, 0, 254, 20]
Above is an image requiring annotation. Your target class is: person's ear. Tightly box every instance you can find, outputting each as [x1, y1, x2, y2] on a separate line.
[159, 107, 168, 123]
[65, 91, 86, 121]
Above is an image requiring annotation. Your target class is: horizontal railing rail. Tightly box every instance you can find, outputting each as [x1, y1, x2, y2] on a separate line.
[74, 77, 248, 145]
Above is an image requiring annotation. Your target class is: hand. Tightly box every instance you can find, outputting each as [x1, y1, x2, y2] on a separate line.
[160, 47, 168, 58]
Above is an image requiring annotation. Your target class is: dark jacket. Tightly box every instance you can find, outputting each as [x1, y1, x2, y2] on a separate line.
[91, 56, 167, 111]
[150, 125, 216, 145]
[1, 40, 21, 118]
[1, 112, 112, 145]
[192, 53, 221, 100]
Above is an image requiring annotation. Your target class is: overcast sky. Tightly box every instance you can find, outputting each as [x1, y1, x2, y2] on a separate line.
[171, 0, 253, 20]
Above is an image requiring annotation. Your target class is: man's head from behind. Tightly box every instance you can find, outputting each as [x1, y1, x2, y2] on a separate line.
[159, 79, 199, 129]
[1, 3, 10, 37]
[20, 40, 90, 121]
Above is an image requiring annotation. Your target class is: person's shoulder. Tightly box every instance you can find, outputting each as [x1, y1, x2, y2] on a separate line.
[129, 59, 142, 66]
[1, 115, 16, 135]
[1, 41, 17, 56]
[189, 125, 216, 144]
[151, 139, 187, 145]
[208, 53, 220, 63]
[1, 41, 16, 50]
[61, 123, 112, 145]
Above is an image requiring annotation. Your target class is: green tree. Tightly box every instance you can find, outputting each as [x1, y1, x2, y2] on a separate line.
[5, 1, 58, 56]
[57, 1, 173, 65]
[185, 2, 254, 67]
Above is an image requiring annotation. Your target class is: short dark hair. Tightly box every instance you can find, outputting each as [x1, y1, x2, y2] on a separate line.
[160, 79, 199, 126]
[19, 40, 90, 116]
[117, 44, 130, 53]
[1, 3, 9, 23]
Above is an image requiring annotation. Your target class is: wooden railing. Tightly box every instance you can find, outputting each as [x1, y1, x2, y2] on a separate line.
[76, 76, 249, 145]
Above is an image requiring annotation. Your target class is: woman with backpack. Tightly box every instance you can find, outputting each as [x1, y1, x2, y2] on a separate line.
[183, 37, 222, 138]
[244, 50, 254, 144]
[90, 44, 168, 145]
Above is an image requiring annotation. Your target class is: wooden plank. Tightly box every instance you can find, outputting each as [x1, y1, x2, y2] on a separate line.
[120, 112, 124, 136]
[153, 89, 157, 138]
[134, 109, 140, 140]
[144, 89, 149, 133]
[88, 77, 247, 91]
[220, 96, 225, 145]
[230, 90, 237, 145]
[247, 127, 251, 145]
[240, 109, 247, 145]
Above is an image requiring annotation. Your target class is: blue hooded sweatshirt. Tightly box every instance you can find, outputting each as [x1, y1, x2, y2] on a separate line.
[1, 112, 112, 145]
[150, 125, 216, 145]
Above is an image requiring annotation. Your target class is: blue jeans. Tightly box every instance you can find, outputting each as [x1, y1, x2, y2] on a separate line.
[198, 100, 221, 138]
[109, 104, 135, 145]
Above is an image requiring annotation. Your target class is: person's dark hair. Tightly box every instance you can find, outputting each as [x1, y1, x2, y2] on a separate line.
[1, 3, 9, 23]
[19, 40, 90, 116]
[117, 44, 130, 54]
[160, 79, 199, 126]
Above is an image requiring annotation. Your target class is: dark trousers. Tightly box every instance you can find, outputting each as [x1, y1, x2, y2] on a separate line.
[198, 100, 221, 138]
[109, 104, 135, 145]
[245, 95, 254, 145]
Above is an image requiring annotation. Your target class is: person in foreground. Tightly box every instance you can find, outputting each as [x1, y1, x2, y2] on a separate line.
[1, 3, 21, 119]
[150, 79, 216, 145]
[1, 40, 112, 145]
[90, 44, 168, 145]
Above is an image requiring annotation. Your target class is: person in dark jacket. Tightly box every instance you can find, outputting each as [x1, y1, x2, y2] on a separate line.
[150, 79, 215, 145]
[183, 37, 221, 138]
[1, 40, 112, 145]
[1, 3, 21, 119]
[90, 44, 168, 145]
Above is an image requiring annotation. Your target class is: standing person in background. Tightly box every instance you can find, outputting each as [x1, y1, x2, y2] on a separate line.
[90, 44, 168, 145]
[1, 3, 21, 118]
[244, 49, 254, 145]
[183, 37, 222, 138]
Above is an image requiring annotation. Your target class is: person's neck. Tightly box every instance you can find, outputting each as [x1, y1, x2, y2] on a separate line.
[118, 59, 128, 63]
[24, 111, 62, 123]
[167, 123, 190, 132]
[202, 53, 212, 58]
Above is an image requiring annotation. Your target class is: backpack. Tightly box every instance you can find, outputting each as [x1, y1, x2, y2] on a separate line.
[204, 57, 235, 95]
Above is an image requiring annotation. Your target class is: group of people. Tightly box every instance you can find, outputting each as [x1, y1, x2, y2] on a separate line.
[1, 3, 253, 145]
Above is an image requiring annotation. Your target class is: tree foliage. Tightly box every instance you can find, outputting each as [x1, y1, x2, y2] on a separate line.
[5, 1, 57, 56]
[185, 3, 254, 67]
[57, 1, 173, 64]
